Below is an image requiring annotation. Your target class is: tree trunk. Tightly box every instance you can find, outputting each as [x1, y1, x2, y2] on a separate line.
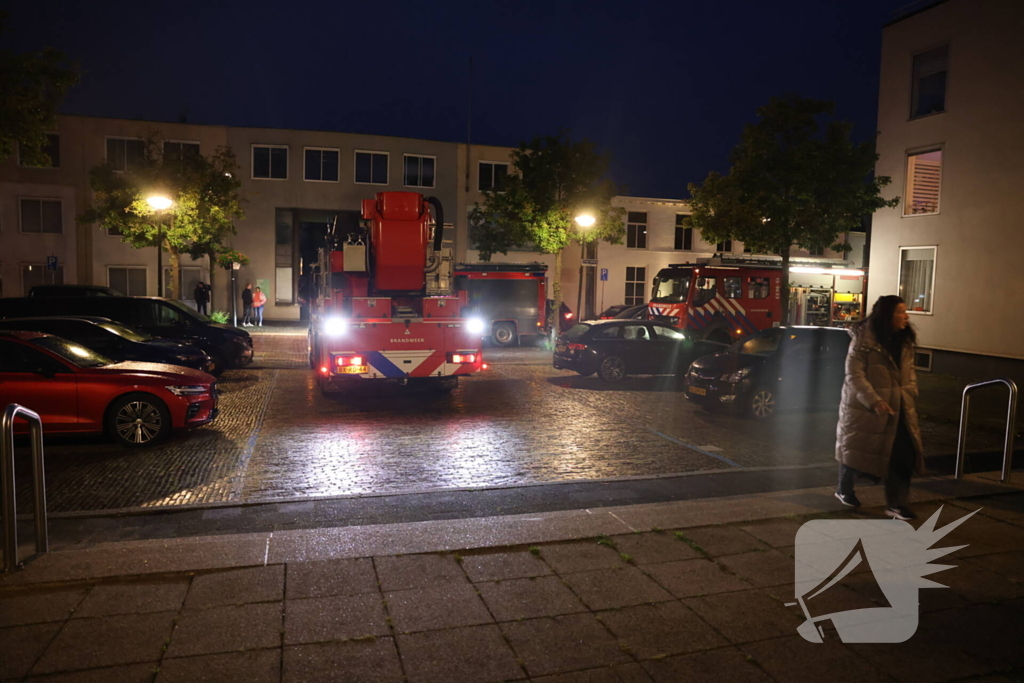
[779, 244, 792, 325]
[550, 249, 563, 343]
[168, 248, 181, 300]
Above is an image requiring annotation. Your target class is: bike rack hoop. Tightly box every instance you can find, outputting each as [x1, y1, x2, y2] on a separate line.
[1, 403, 49, 573]
[955, 378, 1018, 484]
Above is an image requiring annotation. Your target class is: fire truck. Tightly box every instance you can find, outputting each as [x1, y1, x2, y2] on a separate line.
[648, 255, 865, 344]
[454, 262, 548, 346]
[308, 192, 484, 394]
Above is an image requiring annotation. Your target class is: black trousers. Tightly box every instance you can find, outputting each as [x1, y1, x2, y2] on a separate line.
[838, 413, 915, 509]
[196, 301, 208, 315]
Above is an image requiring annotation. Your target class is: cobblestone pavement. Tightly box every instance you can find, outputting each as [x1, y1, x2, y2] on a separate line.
[14, 347, 1000, 513]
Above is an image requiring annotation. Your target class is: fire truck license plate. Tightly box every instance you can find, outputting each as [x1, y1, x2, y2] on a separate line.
[338, 366, 368, 374]
[688, 386, 707, 396]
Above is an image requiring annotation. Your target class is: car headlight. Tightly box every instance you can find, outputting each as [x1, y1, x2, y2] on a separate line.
[324, 317, 347, 337]
[165, 385, 208, 396]
[721, 367, 752, 383]
[466, 317, 486, 335]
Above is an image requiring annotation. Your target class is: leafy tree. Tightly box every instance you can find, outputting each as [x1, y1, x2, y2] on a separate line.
[687, 95, 900, 323]
[0, 12, 78, 165]
[470, 131, 625, 330]
[81, 141, 245, 299]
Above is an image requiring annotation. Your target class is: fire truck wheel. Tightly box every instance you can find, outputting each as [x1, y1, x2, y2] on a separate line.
[747, 386, 777, 420]
[599, 355, 627, 383]
[493, 322, 518, 347]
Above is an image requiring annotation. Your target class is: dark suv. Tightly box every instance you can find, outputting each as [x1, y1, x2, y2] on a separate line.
[0, 297, 252, 374]
[29, 285, 123, 297]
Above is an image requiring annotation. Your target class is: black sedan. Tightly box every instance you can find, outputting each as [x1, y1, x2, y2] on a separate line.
[683, 326, 850, 419]
[553, 320, 726, 382]
[0, 317, 214, 373]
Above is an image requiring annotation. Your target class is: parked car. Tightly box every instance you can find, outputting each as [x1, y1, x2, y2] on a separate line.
[553, 319, 727, 382]
[29, 285, 123, 297]
[0, 297, 252, 374]
[599, 305, 632, 319]
[683, 326, 851, 419]
[0, 317, 213, 373]
[613, 305, 650, 320]
[0, 330, 218, 447]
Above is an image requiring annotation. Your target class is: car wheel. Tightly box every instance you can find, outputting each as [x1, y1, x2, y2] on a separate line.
[493, 322, 518, 347]
[599, 355, 627, 383]
[107, 393, 172, 448]
[747, 386, 777, 420]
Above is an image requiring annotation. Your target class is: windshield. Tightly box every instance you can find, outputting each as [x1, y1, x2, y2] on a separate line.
[31, 337, 113, 368]
[564, 323, 592, 340]
[166, 299, 209, 323]
[99, 321, 152, 342]
[732, 328, 784, 356]
[651, 270, 692, 304]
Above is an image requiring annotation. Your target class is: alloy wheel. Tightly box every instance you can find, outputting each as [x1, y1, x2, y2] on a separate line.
[601, 356, 625, 382]
[114, 401, 164, 444]
[751, 390, 776, 419]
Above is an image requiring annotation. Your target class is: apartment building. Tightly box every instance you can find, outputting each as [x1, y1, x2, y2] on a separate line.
[870, 0, 1024, 379]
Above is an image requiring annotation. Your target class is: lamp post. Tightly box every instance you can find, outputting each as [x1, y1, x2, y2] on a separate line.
[147, 195, 173, 297]
[574, 213, 596, 322]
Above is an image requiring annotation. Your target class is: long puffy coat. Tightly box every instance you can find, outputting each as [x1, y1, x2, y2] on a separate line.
[835, 322, 925, 479]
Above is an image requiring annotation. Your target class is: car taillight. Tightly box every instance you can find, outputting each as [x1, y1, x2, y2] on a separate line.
[567, 343, 587, 351]
[449, 353, 478, 364]
[564, 312, 573, 319]
[335, 355, 364, 367]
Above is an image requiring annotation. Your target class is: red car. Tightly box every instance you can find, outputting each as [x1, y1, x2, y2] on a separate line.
[0, 331, 218, 447]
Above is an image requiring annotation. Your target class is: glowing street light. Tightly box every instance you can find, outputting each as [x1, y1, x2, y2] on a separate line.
[575, 213, 596, 228]
[147, 195, 173, 211]
[147, 195, 174, 297]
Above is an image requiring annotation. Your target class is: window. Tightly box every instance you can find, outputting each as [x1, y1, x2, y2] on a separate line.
[905, 149, 942, 215]
[911, 45, 948, 119]
[163, 267, 201, 300]
[737, 328, 784, 356]
[304, 148, 339, 182]
[674, 215, 693, 250]
[898, 246, 936, 313]
[808, 246, 824, 257]
[478, 162, 509, 192]
[593, 326, 620, 340]
[19, 133, 60, 168]
[108, 267, 147, 296]
[106, 138, 146, 172]
[622, 324, 650, 341]
[626, 212, 647, 249]
[716, 240, 732, 253]
[20, 199, 62, 234]
[724, 277, 742, 299]
[748, 277, 770, 299]
[252, 145, 288, 179]
[625, 266, 647, 306]
[693, 277, 717, 307]
[652, 325, 685, 340]
[163, 141, 200, 164]
[355, 151, 388, 184]
[276, 267, 293, 304]
[21, 264, 64, 294]
[914, 348, 933, 371]
[403, 154, 435, 188]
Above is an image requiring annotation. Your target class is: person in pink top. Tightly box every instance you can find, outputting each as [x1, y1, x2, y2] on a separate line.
[252, 286, 267, 327]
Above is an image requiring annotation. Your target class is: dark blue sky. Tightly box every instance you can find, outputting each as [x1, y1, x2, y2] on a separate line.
[8, 0, 912, 197]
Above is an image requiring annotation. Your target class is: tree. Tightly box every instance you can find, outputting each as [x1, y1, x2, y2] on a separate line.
[687, 95, 900, 323]
[469, 131, 625, 331]
[0, 12, 78, 165]
[81, 141, 245, 300]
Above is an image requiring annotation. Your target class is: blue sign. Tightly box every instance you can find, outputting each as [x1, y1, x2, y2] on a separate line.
[46, 256, 58, 271]
[600, 268, 608, 281]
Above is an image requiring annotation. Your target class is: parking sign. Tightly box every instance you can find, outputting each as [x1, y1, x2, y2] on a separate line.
[46, 256, 58, 271]
[600, 268, 608, 281]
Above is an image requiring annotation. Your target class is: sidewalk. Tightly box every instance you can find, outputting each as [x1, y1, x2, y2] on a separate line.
[3, 473, 1023, 682]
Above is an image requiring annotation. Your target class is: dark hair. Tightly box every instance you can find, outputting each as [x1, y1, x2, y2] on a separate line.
[867, 295, 916, 347]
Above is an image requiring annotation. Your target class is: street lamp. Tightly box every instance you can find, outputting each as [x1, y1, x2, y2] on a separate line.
[147, 195, 173, 297]
[575, 213, 596, 322]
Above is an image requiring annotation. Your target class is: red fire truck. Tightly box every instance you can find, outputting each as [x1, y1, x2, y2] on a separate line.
[648, 256, 864, 344]
[308, 192, 484, 394]
[454, 263, 548, 346]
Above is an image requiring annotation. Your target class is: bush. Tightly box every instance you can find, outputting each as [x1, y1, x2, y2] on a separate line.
[209, 310, 229, 324]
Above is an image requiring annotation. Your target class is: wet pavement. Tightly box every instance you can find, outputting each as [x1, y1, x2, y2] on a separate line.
[12, 347, 1006, 514]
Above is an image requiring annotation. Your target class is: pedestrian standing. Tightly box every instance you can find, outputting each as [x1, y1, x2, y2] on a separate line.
[241, 283, 254, 326]
[252, 286, 267, 327]
[194, 282, 209, 316]
[835, 295, 924, 520]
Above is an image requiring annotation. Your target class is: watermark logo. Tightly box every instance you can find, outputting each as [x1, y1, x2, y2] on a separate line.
[790, 507, 978, 643]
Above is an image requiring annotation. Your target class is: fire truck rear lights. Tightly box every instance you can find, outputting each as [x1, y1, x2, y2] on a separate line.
[335, 355, 365, 366]
[449, 353, 478, 364]
[482, 363, 489, 370]
[567, 343, 587, 351]
[320, 366, 329, 374]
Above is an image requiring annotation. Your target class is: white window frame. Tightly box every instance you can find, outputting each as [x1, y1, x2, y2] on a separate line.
[107, 265, 149, 296]
[903, 146, 943, 217]
[897, 245, 937, 316]
[626, 212, 648, 250]
[624, 265, 648, 306]
[18, 197, 63, 234]
[251, 144, 289, 181]
[909, 43, 950, 121]
[18, 132, 60, 169]
[105, 136, 146, 172]
[478, 161, 510, 193]
[354, 150, 389, 186]
[913, 348, 933, 372]
[303, 147, 341, 183]
[402, 153, 436, 189]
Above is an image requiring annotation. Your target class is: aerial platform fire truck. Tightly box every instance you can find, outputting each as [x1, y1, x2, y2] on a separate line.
[308, 192, 484, 394]
[648, 255, 865, 345]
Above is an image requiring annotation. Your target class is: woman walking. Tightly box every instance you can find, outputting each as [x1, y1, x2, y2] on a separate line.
[835, 295, 925, 520]
[252, 286, 267, 327]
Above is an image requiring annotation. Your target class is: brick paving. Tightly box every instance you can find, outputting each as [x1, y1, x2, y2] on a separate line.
[3, 494, 1022, 682]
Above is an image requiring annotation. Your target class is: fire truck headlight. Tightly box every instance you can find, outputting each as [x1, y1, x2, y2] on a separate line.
[325, 318, 347, 337]
[466, 318, 486, 335]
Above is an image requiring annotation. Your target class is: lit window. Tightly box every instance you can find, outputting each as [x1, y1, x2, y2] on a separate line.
[899, 246, 936, 313]
[905, 149, 942, 215]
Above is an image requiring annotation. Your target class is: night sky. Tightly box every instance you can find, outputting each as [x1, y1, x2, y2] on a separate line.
[7, 0, 913, 198]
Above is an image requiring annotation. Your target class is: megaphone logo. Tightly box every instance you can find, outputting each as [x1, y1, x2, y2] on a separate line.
[790, 507, 978, 643]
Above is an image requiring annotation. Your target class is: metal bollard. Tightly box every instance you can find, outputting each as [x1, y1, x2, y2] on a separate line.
[2, 404, 49, 573]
